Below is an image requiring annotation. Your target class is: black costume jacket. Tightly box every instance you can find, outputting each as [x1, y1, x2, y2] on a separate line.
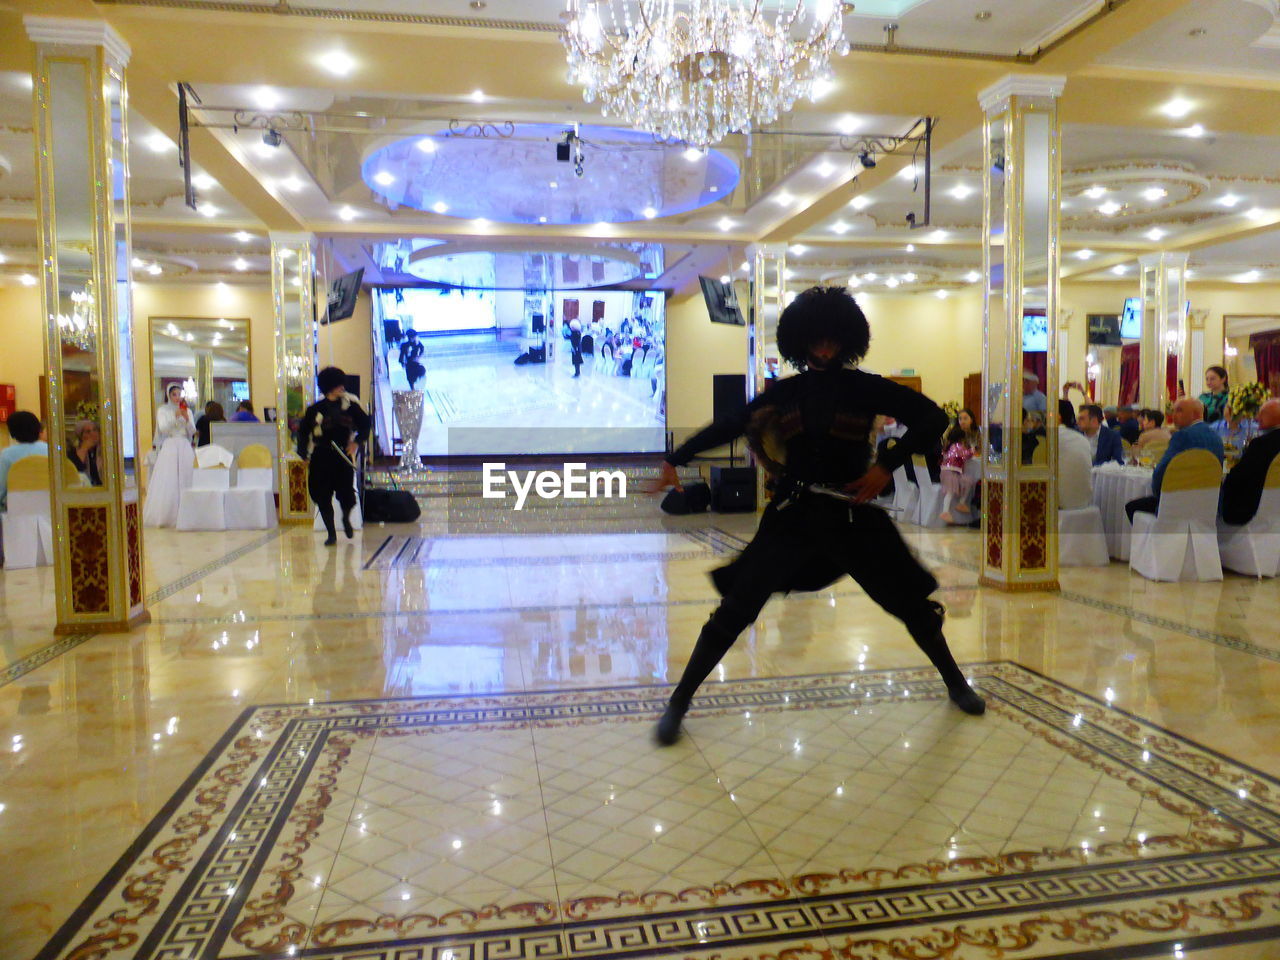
[297, 395, 371, 462]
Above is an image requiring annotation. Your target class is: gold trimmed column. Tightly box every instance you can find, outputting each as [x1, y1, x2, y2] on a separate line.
[978, 74, 1065, 593]
[747, 242, 786, 510]
[27, 16, 147, 633]
[1139, 252, 1189, 409]
[271, 232, 318, 523]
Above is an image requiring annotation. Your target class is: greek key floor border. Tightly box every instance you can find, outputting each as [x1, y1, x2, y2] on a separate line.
[32, 662, 1280, 960]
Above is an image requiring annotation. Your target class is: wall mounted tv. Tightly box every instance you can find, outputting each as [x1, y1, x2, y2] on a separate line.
[322, 268, 365, 325]
[700, 276, 744, 325]
[1087, 314, 1122, 346]
[1119, 297, 1190, 340]
[1021, 313, 1049, 352]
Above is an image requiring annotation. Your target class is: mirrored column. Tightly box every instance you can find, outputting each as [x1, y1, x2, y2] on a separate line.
[1139, 252, 1188, 410]
[28, 17, 146, 632]
[747, 243, 786, 509]
[271, 233, 318, 523]
[978, 75, 1065, 592]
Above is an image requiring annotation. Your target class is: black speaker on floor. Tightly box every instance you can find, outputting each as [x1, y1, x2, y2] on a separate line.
[711, 465, 756, 513]
[712, 374, 747, 422]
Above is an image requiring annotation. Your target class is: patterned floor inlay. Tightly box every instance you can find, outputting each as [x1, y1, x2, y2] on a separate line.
[33, 664, 1280, 960]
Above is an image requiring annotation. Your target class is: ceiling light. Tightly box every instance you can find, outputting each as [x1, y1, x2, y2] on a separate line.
[1245, 207, 1268, 221]
[416, 138, 437, 154]
[783, 268, 795, 280]
[131, 256, 144, 268]
[0, 253, 5, 264]
[234, 231, 252, 243]
[885, 277, 900, 288]
[191, 173, 215, 191]
[1084, 185, 1106, 200]
[898, 166, 916, 181]
[935, 289, 949, 299]
[318, 50, 356, 76]
[1097, 201, 1121, 216]
[147, 134, 172, 153]
[1185, 268, 1194, 278]
[148, 264, 163, 275]
[965, 271, 981, 283]
[184, 332, 194, 341]
[291, 277, 303, 287]
[717, 217, 734, 231]
[848, 276, 861, 288]
[905, 243, 915, 252]
[789, 244, 807, 255]
[1142, 187, 1167, 202]
[198, 203, 218, 218]
[474, 217, 491, 227]
[929, 229, 949, 241]
[902, 272, 917, 282]
[470, 89, 486, 102]
[432, 201, 449, 214]
[831, 221, 850, 234]
[836, 115, 862, 136]
[538, 216, 548, 223]
[253, 87, 280, 110]
[642, 206, 657, 219]
[1111, 264, 1128, 275]
[683, 147, 704, 162]
[775, 191, 795, 206]
[1160, 97, 1193, 118]
[848, 196, 871, 210]
[1180, 123, 1206, 138]
[1146, 228, 1166, 241]
[1075, 249, 1094, 260]
[1238, 269, 1260, 282]
[949, 184, 974, 200]
[719, 274, 731, 284]
[548, 180, 559, 189]
[373, 171, 395, 187]
[739, 261, 750, 272]
[863, 272, 878, 281]
[337, 205, 357, 221]
[809, 77, 836, 101]
[19, 273, 36, 286]
[233, 258, 248, 271]
[252, 142, 276, 159]
[815, 161, 836, 177]
[280, 176, 303, 192]
[1218, 194, 1240, 208]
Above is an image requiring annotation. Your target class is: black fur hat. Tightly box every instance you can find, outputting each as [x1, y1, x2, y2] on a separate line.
[317, 366, 347, 395]
[775, 286, 871, 372]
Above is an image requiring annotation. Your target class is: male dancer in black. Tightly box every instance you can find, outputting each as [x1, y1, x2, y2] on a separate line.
[653, 287, 983, 745]
[298, 366, 370, 546]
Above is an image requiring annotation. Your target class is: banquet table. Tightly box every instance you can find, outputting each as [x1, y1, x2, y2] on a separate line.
[1091, 464, 1153, 561]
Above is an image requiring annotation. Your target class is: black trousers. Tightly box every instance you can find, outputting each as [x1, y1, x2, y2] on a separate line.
[309, 449, 356, 535]
[671, 497, 958, 706]
[1126, 495, 1158, 524]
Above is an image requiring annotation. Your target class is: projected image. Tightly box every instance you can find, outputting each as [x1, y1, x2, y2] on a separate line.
[371, 286, 665, 455]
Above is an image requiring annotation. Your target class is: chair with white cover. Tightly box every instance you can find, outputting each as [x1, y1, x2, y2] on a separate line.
[1, 456, 53, 569]
[890, 464, 918, 522]
[176, 444, 233, 531]
[224, 444, 277, 530]
[909, 454, 947, 527]
[1058, 506, 1110, 566]
[1129, 449, 1223, 582]
[1217, 456, 1280, 578]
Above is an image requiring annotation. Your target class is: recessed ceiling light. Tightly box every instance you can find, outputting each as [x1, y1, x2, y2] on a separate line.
[1217, 194, 1240, 208]
[642, 206, 657, 219]
[1245, 206, 1268, 221]
[789, 244, 807, 255]
[885, 277, 900, 288]
[815, 161, 836, 177]
[191, 173, 215, 191]
[975, 9, 992, 20]
[935, 289, 949, 299]
[783, 268, 795, 280]
[233, 258, 248, 270]
[337, 205, 357, 221]
[253, 86, 281, 110]
[864, 272, 878, 281]
[252, 142, 276, 159]
[1142, 187, 1167, 202]
[131, 256, 143, 268]
[148, 263, 163, 275]
[548, 181, 559, 189]
[809, 77, 836, 101]
[470, 89, 486, 102]
[898, 166, 917, 181]
[902, 272, 917, 282]
[1146, 228, 1166, 241]
[1185, 268, 1194, 278]
[1180, 124, 1206, 138]
[1111, 264, 1128, 275]
[234, 231, 253, 242]
[1097, 201, 1121, 216]
[475, 217, 491, 227]
[739, 261, 750, 272]
[683, 147, 704, 162]
[432, 201, 449, 214]
[291, 276, 303, 287]
[373, 171, 395, 187]
[1084, 185, 1106, 200]
[831, 221, 850, 234]
[416, 138, 437, 154]
[147, 134, 172, 153]
[836, 115, 862, 136]
[929, 229, 949, 241]
[318, 50, 356, 76]
[848, 276, 861, 288]
[198, 203, 218, 218]
[1238, 269, 1260, 282]
[949, 184, 974, 200]
[849, 196, 871, 210]
[1160, 97, 1193, 118]
[709, 185, 719, 193]
[280, 176, 303, 192]
[538, 216, 547, 223]
[717, 217, 734, 231]
[719, 274, 731, 284]
[1075, 249, 1094, 260]
[19, 273, 36, 286]
[905, 243, 915, 252]
[775, 191, 795, 206]
[965, 271, 981, 283]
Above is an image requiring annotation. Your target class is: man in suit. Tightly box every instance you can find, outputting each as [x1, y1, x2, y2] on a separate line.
[1125, 397, 1225, 523]
[1220, 399, 1280, 526]
[1078, 403, 1125, 465]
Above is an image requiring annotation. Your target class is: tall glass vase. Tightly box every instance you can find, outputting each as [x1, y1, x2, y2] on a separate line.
[393, 390, 429, 477]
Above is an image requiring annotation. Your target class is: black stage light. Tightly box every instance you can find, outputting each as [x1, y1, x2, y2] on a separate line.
[858, 150, 876, 168]
[262, 128, 283, 148]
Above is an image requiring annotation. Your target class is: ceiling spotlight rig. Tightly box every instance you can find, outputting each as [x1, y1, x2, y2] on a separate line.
[557, 124, 586, 178]
[229, 108, 309, 145]
[841, 117, 935, 229]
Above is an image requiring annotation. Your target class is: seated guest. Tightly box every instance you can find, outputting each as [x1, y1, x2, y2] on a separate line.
[1125, 397, 1225, 523]
[195, 401, 225, 447]
[1103, 405, 1119, 430]
[1116, 405, 1142, 445]
[1135, 408, 1171, 450]
[1020, 410, 1046, 464]
[1212, 405, 1258, 451]
[938, 408, 981, 523]
[1078, 403, 1125, 465]
[229, 400, 259, 423]
[1021, 370, 1047, 413]
[1058, 400, 1094, 511]
[1220, 399, 1280, 526]
[0, 411, 49, 512]
[67, 419, 102, 485]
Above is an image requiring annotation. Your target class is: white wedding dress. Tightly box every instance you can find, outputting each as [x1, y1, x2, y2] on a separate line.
[143, 403, 196, 528]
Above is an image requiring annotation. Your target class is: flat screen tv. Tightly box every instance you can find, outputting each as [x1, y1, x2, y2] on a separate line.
[1087, 314, 1122, 346]
[1021, 313, 1049, 352]
[323, 268, 364, 325]
[1120, 297, 1141, 339]
[700, 276, 744, 325]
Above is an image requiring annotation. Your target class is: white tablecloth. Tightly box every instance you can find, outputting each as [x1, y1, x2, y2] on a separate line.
[1091, 464, 1153, 561]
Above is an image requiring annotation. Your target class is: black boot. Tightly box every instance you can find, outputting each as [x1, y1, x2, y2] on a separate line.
[655, 697, 689, 746]
[324, 531, 337, 546]
[910, 601, 985, 715]
[655, 615, 742, 745]
[342, 512, 354, 539]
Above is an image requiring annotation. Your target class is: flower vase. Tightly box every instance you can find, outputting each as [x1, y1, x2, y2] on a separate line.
[392, 389, 430, 477]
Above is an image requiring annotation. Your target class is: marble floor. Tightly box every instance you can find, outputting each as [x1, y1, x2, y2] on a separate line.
[2, 504, 1279, 960]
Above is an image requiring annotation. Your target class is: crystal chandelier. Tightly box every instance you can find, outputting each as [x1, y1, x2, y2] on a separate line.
[562, 0, 850, 148]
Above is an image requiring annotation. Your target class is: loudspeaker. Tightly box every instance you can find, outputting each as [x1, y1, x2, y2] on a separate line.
[660, 481, 711, 515]
[531, 313, 546, 333]
[712, 374, 747, 423]
[711, 465, 756, 513]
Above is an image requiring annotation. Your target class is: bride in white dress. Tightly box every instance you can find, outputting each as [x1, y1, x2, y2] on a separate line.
[143, 384, 197, 527]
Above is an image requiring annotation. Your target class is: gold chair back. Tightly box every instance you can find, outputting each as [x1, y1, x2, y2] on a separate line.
[1264, 454, 1280, 490]
[1160, 449, 1223, 493]
[1030, 441, 1048, 466]
[7, 456, 50, 492]
[237, 444, 273, 469]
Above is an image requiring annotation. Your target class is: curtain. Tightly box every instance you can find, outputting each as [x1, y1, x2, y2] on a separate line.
[1119, 343, 1140, 406]
[1166, 354, 1179, 404]
[1251, 332, 1280, 397]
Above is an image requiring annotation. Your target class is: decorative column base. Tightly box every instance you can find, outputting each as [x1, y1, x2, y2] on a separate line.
[55, 610, 151, 636]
